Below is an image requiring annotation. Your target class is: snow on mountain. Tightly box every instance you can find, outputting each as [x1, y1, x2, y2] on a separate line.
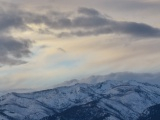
[0, 77, 160, 120]
[0, 89, 36, 97]
[0, 92, 7, 97]
[137, 104, 160, 120]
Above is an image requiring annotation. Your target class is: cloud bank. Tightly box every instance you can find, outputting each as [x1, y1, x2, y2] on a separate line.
[1, 5, 160, 38]
[0, 3, 160, 66]
[0, 1, 160, 90]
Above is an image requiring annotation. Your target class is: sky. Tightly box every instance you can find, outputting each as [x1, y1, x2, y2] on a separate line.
[0, 0, 160, 90]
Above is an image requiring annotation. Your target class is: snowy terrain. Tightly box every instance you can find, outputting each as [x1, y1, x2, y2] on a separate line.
[0, 89, 35, 97]
[0, 73, 160, 120]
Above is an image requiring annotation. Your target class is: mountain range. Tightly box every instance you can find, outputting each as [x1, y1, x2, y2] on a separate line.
[0, 73, 160, 120]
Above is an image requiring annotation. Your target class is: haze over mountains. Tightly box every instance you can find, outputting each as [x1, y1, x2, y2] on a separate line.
[55, 72, 160, 87]
[0, 72, 160, 120]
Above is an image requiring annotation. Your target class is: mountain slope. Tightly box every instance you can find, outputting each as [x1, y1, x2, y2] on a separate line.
[137, 104, 160, 120]
[0, 80, 160, 120]
[41, 100, 123, 120]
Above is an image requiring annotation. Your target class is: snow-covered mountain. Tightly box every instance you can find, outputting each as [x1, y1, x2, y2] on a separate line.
[137, 104, 160, 120]
[0, 76, 160, 120]
[0, 89, 36, 97]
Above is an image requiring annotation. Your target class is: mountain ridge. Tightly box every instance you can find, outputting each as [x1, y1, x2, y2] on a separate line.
[0, 78, 160, 120]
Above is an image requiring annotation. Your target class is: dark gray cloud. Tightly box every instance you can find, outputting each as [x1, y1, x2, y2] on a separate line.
[112, 21, 160, 38]
[78, 7, 100, 16]
[1, 5, 160, 38]
[57, 22, 160, 38]
[0, 4, 33, 66]
[0, 36, 32, 66]
[23, 7, 158, 38]
[53, 8, 160, 38]
[0, 4, 160, 66]
[0, 8, 28, 32]
[72, 16, 110, 28]
[0, 12, 23, 31]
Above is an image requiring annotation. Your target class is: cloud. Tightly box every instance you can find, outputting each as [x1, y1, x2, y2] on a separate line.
[112, 21, 160, 38]
[78, 7, 100, 16]
[102, 72, 160, 84]
[72, 16, 109, 28]
[0, 3, 159, 67]
[0, 4, 160, 38]
[54, 8, 160, 38]
[0, 36, 32, 66]
[79, 72, 160, 85]
[0, 3, 33, 66]
[0, 0, 159, 90]
[57, 48, 66, 53]
[0, 8, 28, 33]
[57, 28, 112, 37]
